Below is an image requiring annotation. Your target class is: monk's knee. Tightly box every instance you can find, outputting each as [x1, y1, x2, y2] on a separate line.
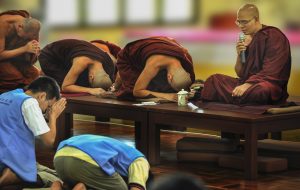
[243, 83, 271, 103]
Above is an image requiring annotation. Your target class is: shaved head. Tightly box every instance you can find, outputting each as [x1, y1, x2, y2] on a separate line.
[169, 68, 192, 91]
[23, 18, 41, 34]
[238, 4, 259, 19]
[90, 70, 112, 90]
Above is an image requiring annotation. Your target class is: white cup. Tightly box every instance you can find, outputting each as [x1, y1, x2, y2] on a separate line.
[177, 89, 188, 106]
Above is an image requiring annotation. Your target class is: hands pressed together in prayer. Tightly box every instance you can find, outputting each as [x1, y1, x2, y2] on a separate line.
[48, 98, 67, 120]
[25, 40, 40, 55]
[232, 83, 252, 97]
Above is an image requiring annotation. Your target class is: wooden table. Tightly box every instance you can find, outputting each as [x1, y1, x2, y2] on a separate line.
[55, 96, 149, 156]
[55, 96, 300, 180]
[146, 103, 300, 180]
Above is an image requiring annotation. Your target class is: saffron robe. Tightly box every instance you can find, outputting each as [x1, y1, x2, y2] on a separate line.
[116, 36, 195, 99]
[0, 10, 40, 93]
[201, 26, 291, 105]
[38, 39, 116, 88]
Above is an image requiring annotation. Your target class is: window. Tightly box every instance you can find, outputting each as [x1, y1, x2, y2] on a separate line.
[162, 0, 194, 23]
[45, 0, 79, 26]
[86, 0, 119, 25]
[45, 0, 197, 27]
[125, 0, 156, 24]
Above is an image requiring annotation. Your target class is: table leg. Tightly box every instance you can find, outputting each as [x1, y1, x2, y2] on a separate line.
[135, 120, 148, 157]
[54, 112, 73, 148]
[244, 127, 258, 180]
[148, 116, 161, 165]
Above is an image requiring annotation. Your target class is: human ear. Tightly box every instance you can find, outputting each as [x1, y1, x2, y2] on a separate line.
[167, 73, 173, 82]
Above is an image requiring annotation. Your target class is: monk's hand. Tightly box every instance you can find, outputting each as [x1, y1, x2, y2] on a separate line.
[89, 88, 106, 96]
[232, 83, 252, 97]
[236, 35, 252, 55]
[161, 93, 177, 102]
[48, 98, 67, 120]
[236, 41, 246, 56]
[25, 40, 40, 55]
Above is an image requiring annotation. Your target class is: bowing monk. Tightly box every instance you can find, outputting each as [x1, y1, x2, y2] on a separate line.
[115, 36, 195, 101]
[201, 4, 291, 105]
[0, 10, 41, 93]
[39, 39, 121, 96]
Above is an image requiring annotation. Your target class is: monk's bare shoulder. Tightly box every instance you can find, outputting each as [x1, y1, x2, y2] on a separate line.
[146, 54, 180, 67]
[0, 14, 24, 23]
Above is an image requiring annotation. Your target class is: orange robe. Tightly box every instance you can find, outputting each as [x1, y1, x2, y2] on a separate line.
[201, 26, 291, 105]
[0, 10, 40, 93]
[116, 36, 195, 100]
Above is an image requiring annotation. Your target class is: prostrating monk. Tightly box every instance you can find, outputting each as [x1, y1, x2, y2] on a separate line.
[39, 39, 121, 96]
[0, 10, 41, 93]
[201, 4, 291, 105]
[115, 36, 195, 101]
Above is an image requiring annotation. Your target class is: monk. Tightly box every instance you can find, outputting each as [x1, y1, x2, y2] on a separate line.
[39, 39, 121, 96]
[0, 10, 41, 93]
[201, 4, 291, 105]
[115, 36, 195, 101]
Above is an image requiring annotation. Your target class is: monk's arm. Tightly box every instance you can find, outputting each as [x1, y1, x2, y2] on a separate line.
[133, 62, 159, 98]
[0, 30, 39, 61]
[62, 57, 105, 95]
[133, 63, 177, 101]
[234, 41, 246, 77]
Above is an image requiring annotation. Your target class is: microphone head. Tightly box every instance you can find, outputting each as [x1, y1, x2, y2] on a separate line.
[239, 32, 245, 42]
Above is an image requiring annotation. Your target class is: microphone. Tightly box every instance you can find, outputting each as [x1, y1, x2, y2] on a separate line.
[239, 32, 246, 65]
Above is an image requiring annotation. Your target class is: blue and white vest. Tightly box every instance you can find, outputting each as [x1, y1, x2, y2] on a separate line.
[57, 134, 145, 176]
[0, 89, 37, 182]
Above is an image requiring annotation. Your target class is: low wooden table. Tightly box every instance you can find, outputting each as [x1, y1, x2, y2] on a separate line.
[147, 103, 300, 180]
[55, 96, 149, 156]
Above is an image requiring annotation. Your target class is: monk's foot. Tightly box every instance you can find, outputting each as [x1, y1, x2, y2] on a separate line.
[0, 167, 21, 186]
[50, 180, 63, 190]
[72, 182, 86, 190]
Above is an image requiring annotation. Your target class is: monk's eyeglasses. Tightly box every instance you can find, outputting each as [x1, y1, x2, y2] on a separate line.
[235, 17, 255, 26]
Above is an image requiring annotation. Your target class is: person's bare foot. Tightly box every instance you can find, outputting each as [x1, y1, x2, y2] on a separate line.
[73, 183, 86, 190]
[0, 168, 21, 186]
[50, 181, 63, 190]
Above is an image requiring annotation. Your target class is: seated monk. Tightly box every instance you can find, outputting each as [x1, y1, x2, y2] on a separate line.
[0, 10, 41, 93]
[38, 39, 121, 96]
[115, 36, 195, 101]
[201, 4, 291, 105]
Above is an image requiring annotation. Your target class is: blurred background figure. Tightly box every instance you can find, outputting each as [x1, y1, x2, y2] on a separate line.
[0, 9, 41, 93]
[149, 172, 207, 190]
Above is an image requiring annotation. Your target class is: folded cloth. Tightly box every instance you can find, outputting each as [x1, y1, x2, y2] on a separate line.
[136, 98, 175, 103]
[194, 101, 299, 115]
[177, 151, 221, 163]
[176, 136, 239, 153]
[36, 163, 61, 188]
[267, 105, 300, 114]
[258, 139, 300, 169]
[218, 154, 287, 173]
